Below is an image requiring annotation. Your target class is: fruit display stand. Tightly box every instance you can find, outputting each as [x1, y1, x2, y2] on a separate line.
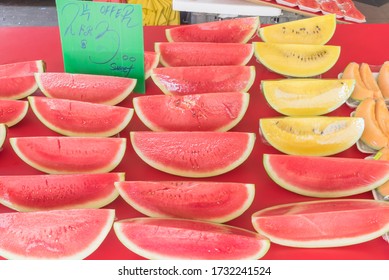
[1, 23, 389, 260]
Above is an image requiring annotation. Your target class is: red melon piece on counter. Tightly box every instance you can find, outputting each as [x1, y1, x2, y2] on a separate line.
[0, 100, 28, 127]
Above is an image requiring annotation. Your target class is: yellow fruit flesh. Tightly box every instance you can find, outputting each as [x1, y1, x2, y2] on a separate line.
[354, 97, 388, 150]
[261, 79, 355, 116]
[259, 14, 336, 45]
[253, 42, 340, 78]
[259, 116, 364, 156]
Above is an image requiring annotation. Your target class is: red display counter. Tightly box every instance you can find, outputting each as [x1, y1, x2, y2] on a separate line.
[0, 24, 389, 260]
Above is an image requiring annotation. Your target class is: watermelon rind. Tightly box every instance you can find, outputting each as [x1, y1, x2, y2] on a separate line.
[114, 217, 270, 260]
[114, 181, 255, 223]
[252, 199, 389, 248]
[0, 209, 115, 260]
[28, 96, 134, 137]
[9, 137, 127, 174]
[0, 124, 6, 149]
[130, 132, 256, 178]
[34, 73, 136, 105]
[133, 92, 250, 132]
[0, 173, 125, 212]
[263, 154, 389, 198]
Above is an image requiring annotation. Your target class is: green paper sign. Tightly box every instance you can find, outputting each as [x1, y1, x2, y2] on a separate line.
[56, 0, 145, 93]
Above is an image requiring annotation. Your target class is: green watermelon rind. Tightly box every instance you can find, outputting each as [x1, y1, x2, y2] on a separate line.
[133, 92, 250, 132]
[9, 137, 127, 174]
[155, 42, 254, 67]
[34, 73, 137, 106]
[0, 124, 6, 149]
[263, 154, 389, 198]
[114, 217, 271, 260]
[130, 132, 256, 178]
[114, 181, 255, 223]
[0, 173, 125, 212]
[251, 199, 389, 248]
[0, 209, 115, 260]
[151, 66, 256, 96]
[28, 97, 134, 137]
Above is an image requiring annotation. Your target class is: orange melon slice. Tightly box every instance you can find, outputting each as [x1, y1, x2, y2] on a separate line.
[375, 97, 389, 138]
[378, 61, 389, 99]
[354, 97, 388, 151]
[360, 63, 382, 98]
[259, 116, 364, 156]
[343, 62, 374, 102]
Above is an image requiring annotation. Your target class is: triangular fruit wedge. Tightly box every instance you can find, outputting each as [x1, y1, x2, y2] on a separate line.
[35, 72, 136, 105]
[144, 51, 160, 80]
[252, 199, 389, 248]
[133, 92, 249, 131]
[253, 42, 340, 77]
[0, 173, 124, 212]
[0, 60, 45, 99]
[10, 136, 126, 174]
[114, 217, 270, 259]
[166, 17, 260, 43]
[261, 79, 354, 116]
[0, 100, 28, 127]
[155, 42, 253, 67]
[0, 124, 6, 149]
[263, 154, 389, 198]
[130, 131, 255, 178]
[28, 96, 133, 137]
[115, 181, 254, 223]
[0, 209, 115, 259]
[259, 14, 336, 45]
[151, 65, 255, 95]
[259, 116, 364, 156]
[378, 61, 389, 99]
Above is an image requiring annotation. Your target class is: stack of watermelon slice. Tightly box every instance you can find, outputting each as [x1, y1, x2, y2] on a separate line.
[273, 0, 366, 23]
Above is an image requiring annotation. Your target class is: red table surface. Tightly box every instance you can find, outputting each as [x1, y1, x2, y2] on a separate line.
[0, 24, 389, 260]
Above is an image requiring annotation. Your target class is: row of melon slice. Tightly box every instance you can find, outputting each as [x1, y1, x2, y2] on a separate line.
[0, 54, 159, 100]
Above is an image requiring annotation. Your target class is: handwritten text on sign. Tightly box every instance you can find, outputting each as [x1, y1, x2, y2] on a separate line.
[56, 0, 145, 93]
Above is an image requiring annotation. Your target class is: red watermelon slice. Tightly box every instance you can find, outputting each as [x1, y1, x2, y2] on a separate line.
[0, 60, 45, 99]
[166, 17, 260, 43]
[133, 92, 249, 131]
[276, 0, 298, 7]
[298, 0, 321, 12]
[263, 154, 389, 198]
[0, 60, 45, 77]
[252, 199, 389, 248]
[144, 51, 160, 80]
[155, 42, 254, 67]
[35, 72, 136, 105]
[28, 96, 134, 137]
[320, 0, 344, 17]
[0, 124, 6, 149]
[151, 66, 255, 95]
[10, 136, 126, 174]
[0, 209, 114, 259]
[0, 173, 124, 212]
[115, 181, 255, 223]
[130, 131, 255, 178]
[0, 100, 28, 127]
[340, 1, 366, 23]
[114, 217, 270, 260]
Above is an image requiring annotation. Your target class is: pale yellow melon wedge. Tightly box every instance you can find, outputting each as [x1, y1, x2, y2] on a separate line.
[259, 116, 364, 156]
[259, 14, 336, 45]
[253, 42, 340, 77]
[261, 79, 354, 116]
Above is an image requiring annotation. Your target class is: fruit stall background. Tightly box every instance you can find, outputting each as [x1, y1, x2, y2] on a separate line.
[0, 0, 389, 26]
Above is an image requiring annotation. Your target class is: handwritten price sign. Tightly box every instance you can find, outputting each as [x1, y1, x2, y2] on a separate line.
[56, 0, 145, 93]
